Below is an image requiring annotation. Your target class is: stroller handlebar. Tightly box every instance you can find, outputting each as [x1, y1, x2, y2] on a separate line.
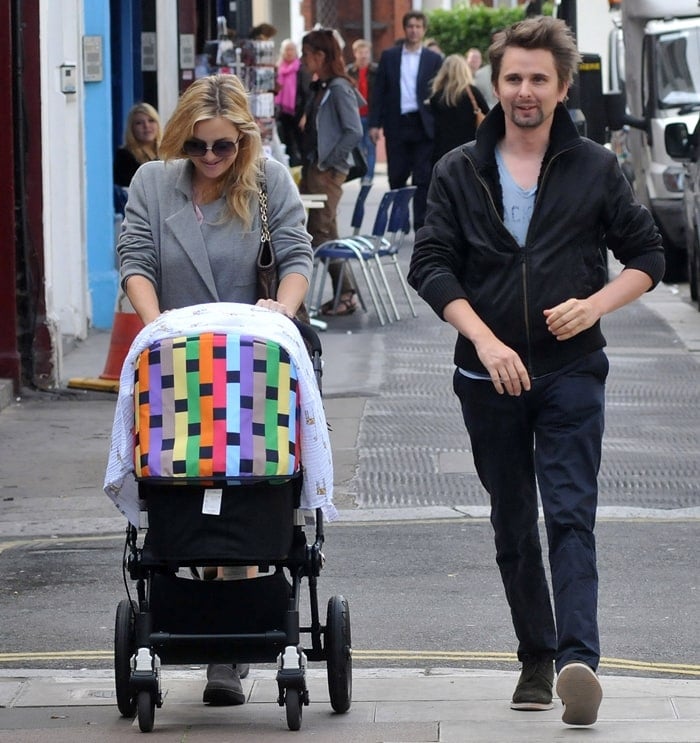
[292, 319, 322, 357]
[291, 319, 323, 392]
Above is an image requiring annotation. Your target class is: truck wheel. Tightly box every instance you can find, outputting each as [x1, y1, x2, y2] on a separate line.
[687, 236, 698, 301]
[693, 235, 700, 308]
[663, 245, 687, 284]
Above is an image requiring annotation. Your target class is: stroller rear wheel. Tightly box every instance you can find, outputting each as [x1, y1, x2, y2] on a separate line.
[137, 690, 155, 732]
[326, 595, 352, 713]
[114, 599, 137, 717]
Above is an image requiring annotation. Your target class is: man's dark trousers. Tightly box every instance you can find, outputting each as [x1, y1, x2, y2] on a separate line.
[453, 349, 609, 672]
[385, 112, 433, 230]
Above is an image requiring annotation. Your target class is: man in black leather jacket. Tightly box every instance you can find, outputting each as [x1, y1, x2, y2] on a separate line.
[408, 17, 664, 727]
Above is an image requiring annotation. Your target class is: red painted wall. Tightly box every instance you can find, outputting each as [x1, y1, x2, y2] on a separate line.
[0, 0, 20, 390]
[19, 0, 51, 388]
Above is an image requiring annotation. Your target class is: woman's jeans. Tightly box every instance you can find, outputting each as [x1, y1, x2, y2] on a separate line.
[453, 350, 609, 672]
[300, 164, 355, 296]
[360, 115, 376, 182]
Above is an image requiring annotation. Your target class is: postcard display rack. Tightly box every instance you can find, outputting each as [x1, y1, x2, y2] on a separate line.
[218, 40, 278, 158]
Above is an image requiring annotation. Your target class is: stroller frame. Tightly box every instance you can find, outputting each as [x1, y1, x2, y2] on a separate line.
[113, 321, 351, 733]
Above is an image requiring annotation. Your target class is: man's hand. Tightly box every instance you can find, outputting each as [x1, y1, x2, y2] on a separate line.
[543, 298, 601, 341]
[369, 127, 382, 145]
[474, 336, 531, 396]
[443, 297, 530, 396]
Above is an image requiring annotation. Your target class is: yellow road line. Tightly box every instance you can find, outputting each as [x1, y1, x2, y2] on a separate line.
[3, 513, 700, 554]
[0, 651, 112, 660]
[352, 650, 517, 660]
[0, 540, 32, 555]
[351, 651, 700, 675]
[0, 534, 124, 555]
[1, 649, 699, 676]
[603, 661, 700, 676]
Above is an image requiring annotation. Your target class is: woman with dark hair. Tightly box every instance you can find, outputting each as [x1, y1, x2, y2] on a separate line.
[299, 29, 363, 316]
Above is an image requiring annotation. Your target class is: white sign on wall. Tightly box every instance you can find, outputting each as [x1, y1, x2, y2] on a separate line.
[180, 33, 195, 69]
[142, 32, 157, 72]
[82, 35, 103, 82]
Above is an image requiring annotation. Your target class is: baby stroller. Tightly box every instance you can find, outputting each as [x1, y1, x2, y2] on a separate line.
[106, 303, 351, 733]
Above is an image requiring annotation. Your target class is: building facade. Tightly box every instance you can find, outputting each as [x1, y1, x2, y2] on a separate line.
[1, 0, 511, 392]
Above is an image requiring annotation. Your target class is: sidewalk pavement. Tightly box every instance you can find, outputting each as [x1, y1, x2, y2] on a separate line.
[2, 667, 700, 742]
[2, 174, 700, 741]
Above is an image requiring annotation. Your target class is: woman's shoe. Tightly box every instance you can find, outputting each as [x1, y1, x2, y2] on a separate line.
[320, 293, 357, 316]
[203, 664, 246, 706]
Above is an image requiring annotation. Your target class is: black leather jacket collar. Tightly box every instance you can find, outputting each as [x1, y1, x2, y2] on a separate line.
[465, 102, 583, 220]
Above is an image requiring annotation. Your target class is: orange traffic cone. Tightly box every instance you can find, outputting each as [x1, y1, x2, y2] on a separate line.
[99, 292, 144, 380]
[99, 310, 144, 380]
[67, 293, 144, 393]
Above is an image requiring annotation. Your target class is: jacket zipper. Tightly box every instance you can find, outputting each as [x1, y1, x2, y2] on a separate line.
[465, 142, 579, 376]
[521, 144, 579, 374]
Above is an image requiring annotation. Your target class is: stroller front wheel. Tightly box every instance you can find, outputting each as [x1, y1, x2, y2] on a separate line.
[285, 687, 302, 731]
[137, 690, 155, 732]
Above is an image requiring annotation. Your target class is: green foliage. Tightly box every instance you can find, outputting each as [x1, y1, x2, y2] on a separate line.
[427, 2, 555, 57]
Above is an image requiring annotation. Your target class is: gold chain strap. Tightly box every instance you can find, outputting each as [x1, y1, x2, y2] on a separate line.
[259, 186, 270, 243]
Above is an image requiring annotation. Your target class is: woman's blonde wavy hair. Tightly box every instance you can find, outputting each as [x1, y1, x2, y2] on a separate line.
[430, 54, 475, 107]
[159, 74, 263, 228]
[124, 102, 162, 163]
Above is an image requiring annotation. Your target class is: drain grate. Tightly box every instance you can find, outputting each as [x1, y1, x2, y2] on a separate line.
[351, 274, 700, 511]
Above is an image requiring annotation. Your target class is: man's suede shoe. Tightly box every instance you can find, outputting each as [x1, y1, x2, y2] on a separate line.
[556, 661, 603, 725]
[202, 664, 246, 706]
[510, 658, 554, 710]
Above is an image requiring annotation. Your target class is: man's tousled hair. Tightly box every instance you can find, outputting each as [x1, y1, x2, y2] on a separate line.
[489, 16, 581, 89]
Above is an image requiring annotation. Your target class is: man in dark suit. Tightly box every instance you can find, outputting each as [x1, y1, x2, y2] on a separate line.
[369, 11, 443, 230]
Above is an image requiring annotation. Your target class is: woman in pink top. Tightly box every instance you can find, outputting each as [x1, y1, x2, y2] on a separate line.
[275, 39, 303, 166]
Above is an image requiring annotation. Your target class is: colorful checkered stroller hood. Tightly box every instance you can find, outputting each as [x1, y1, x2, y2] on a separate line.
[104, 303, 335, 526]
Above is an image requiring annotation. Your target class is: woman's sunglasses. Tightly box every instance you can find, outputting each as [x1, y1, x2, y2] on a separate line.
[182, 136, 241, 158]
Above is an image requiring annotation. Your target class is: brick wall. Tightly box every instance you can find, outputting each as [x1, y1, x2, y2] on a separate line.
[300, 0, 414, 63]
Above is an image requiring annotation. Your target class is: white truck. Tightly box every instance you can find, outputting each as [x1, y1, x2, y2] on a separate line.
[608, 0, 700, 282]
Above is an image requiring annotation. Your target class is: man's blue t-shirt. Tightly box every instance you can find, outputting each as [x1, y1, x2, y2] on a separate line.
[496, 147, 537, 247]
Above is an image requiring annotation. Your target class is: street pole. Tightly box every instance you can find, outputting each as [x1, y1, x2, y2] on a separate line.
[363, 0, 371, 45]
[556, 0, 586, 136]
[557, 0, 577, 39]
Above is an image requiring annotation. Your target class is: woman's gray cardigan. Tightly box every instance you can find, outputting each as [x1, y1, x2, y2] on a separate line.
[117, 157, 312, 310]
[314, 77, 363, 174]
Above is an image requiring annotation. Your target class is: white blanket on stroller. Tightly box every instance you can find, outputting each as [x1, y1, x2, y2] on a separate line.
[104, 303, 337, 526]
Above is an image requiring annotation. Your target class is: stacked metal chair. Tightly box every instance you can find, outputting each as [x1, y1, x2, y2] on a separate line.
[309, 186, 398, 325]
[370, 185, 418, 320]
